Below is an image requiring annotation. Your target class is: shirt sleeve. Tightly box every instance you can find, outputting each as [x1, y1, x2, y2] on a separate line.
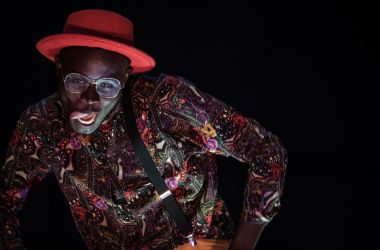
[157, 75, 288, 224]
[0, 106, 50, 248]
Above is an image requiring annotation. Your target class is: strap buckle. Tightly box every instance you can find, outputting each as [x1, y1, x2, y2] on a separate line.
[186, 233, 197, 247]
[159, 190, 172, 200]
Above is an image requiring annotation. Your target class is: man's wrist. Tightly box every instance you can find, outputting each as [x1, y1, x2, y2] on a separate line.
[228, 222, 267, 250]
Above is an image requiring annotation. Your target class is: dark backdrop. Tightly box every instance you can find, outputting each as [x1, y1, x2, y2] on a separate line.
[0, 1, 373, 249]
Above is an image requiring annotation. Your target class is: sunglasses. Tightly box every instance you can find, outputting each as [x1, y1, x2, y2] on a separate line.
[63, 72, 122, 98]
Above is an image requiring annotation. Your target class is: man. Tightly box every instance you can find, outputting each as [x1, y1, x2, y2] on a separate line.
[0, 9, 287, 249]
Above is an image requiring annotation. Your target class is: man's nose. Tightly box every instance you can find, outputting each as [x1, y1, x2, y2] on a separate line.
[81, 84, 100, 104]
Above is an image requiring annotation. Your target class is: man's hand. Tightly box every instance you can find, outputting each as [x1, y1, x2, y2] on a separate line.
[228, 222, 267, 250]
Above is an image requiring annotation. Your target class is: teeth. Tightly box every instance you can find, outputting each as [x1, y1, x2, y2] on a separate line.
[78, 114, 97, 125]
[70, 112, 98, 125]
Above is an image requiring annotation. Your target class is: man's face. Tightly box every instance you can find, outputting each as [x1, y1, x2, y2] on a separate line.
[56, 46, 131, 134]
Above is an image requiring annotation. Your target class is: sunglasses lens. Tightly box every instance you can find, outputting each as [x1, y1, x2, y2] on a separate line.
[64, 73, 89, 93]
[96, 79, 121, 98]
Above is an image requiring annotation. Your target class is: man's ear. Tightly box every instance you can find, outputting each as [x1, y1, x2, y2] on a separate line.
[127, 66, 133, 74]
[55, 54, 62, 78]
[121, 66, 133, 88]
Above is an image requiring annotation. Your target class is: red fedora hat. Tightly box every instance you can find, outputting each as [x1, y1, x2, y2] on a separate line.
[36, 9, 155, 74]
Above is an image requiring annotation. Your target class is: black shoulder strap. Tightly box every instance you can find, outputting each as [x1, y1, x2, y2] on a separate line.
[122, 78, 196, 246]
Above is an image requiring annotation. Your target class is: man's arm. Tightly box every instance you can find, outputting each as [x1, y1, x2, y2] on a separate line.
[229, 223, 266, 250]
[0, 107, 50, 249]
[158, 75, 287, 249]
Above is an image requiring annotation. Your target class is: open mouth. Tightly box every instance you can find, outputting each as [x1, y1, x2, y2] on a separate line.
[70, 112, 98, 125]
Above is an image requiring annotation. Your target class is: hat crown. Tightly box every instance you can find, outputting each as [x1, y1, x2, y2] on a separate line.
[63, 9, 134, 45]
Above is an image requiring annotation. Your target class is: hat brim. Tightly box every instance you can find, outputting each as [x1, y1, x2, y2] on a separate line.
[36, 34, 156, 74]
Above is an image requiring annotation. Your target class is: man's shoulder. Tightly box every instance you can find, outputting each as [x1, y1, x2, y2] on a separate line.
[136, 73, 194, 88]
[131, 74, 192, 102]
[137, 73, 196, 97]
[22, 93, 61, 121]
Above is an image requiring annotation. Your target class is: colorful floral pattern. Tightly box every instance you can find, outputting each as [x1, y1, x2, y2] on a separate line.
[0, 74, 287, 249]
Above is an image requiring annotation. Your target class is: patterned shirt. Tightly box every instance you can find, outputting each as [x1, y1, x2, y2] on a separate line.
[0, 74, 287, 249]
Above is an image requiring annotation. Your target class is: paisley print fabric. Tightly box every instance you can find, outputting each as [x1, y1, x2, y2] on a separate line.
[0, 74, 287, 249]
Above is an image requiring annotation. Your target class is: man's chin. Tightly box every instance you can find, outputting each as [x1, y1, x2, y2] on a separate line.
[70, 119, 100, 135]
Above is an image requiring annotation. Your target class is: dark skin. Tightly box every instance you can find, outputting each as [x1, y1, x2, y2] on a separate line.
[228, 223, 266, 250]
[55, 46, 266, 249]
[55, 46, 131, 135]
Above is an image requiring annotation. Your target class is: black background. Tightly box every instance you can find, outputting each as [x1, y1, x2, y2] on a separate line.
[0, 0, 373, 249]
